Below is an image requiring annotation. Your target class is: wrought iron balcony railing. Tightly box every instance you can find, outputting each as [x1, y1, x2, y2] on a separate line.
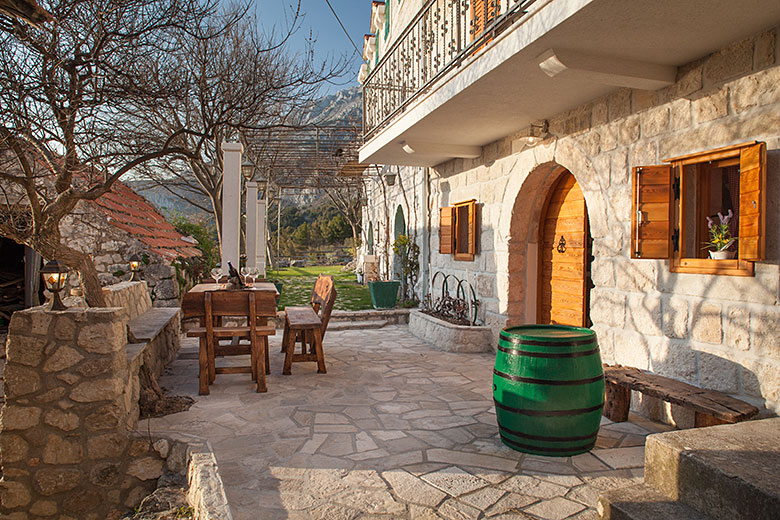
[363, 0, 539, 141]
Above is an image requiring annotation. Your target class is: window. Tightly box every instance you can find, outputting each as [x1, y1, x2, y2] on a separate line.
[471, 0, 501, 44]
[440, 200, 478, 261]
[631, 141, 766, 276]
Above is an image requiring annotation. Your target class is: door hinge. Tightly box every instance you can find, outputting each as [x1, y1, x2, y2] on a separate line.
[672, 228, 680, 252]
[672, 176, 680, 200]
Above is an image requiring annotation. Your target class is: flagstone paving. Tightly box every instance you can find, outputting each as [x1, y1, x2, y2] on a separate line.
[148, 325, 673, 519]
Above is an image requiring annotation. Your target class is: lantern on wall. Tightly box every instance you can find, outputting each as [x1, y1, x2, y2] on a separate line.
[40, 259, 69, 311]
[129, 254, 141, 281]
[517, 120, 550, 147]
[382, 165, 396, 186]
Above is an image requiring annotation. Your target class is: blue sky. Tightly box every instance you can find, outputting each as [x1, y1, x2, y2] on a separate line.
[249, 0, 372, 93]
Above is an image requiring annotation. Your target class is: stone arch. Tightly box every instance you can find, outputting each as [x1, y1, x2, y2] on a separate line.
[498, 139, 611, 325]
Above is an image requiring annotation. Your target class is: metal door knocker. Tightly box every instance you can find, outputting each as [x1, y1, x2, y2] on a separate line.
[557, 235, 567, 254]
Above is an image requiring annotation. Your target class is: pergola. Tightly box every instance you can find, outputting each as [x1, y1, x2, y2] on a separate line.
[220, 124, 369, 273]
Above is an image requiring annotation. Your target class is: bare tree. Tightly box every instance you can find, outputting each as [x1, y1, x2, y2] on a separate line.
[320, 175, 364, 256]
[0, 0, 222, 306]
[128, 2, 349, 249]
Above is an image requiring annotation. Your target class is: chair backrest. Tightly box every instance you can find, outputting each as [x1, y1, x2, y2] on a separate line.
[309, 274, 337, 337]
[205, 290, 277, 318]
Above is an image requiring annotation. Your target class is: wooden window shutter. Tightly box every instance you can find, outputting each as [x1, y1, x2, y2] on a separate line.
[439, 206, 455, 254]
[453, 200, 477, 261]
[471, 0, 501, 42]
[631, 165, 673, 259]
[467, 200, 477, 257]
[738, 142, 767, 261]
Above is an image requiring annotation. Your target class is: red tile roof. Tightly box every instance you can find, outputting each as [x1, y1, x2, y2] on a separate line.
[93, 181, 201, 261]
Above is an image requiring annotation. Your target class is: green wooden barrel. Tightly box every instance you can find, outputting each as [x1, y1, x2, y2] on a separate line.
[493, 325, 604, 457]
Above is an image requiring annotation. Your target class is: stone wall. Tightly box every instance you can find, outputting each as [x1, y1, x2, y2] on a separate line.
[102, 281, 153, 321]
[364, 26, 780, 415]
[361, 166, 429, 297]
[0, 306, 150, 518]
[62, 203, 182, 307]
[408, 310, 493, 353]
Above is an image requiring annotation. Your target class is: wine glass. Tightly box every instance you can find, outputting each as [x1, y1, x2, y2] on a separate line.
[210, 266, 222, 284]
[240, 267, 251, 286]
[250, 267, 262, 282]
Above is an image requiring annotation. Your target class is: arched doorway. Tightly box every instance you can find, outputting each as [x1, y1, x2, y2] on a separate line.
[393, 205, 406, 280]
[537, 172, 592, 327]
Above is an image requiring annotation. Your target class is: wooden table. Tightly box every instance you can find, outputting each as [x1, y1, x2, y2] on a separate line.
[182, 283, 279, 394]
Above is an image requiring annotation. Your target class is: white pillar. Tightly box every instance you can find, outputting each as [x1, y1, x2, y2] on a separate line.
[245, 181, 258, 268]
[256, 198, 267, 276]
[221, 142, 243, 271]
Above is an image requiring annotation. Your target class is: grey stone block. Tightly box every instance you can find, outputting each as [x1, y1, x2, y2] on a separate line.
[598, 484, 713, 520]
[644, 418, 780, 520]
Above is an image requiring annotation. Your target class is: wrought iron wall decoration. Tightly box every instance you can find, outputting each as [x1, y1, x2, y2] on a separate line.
[422, 270, 480, 326]
[363, 0, 539, 139]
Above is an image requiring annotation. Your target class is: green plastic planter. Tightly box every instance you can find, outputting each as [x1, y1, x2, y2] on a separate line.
[368, 281, 400, 309]
[493, 325, 604, 457]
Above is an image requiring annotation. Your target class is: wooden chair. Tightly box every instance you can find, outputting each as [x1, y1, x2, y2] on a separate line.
[281, 274, 337, 375]
[186, 291, 276, 394]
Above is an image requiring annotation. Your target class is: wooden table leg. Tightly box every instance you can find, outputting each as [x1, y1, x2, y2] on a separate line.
[313, 327, 326, 374]
[282, 322, 294, 375]
[250, 340, 258, 382]
[198, 337, 210, 395]
[264, 336, 270, 375]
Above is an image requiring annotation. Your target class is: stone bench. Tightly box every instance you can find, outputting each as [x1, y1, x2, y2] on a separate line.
[104, 282, 181, 416]
[604, 364, 759, 427]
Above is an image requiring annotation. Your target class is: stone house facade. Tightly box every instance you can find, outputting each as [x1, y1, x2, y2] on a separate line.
[61, 180, 200, 307]
[359, 1, 780, 418]
[0, 166, 200, 309]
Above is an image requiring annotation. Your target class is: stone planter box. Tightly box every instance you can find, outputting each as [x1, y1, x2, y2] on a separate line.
[408, 310, 493, 353]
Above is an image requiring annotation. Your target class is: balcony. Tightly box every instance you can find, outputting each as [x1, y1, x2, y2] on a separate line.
[360, 0, 780, 167]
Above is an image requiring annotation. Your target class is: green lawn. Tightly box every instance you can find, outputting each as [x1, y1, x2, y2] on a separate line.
[268, 265, 373, 311]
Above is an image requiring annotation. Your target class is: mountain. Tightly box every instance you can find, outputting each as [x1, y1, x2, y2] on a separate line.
[304, 86, 362, 126]
[128, 87, 364, 221]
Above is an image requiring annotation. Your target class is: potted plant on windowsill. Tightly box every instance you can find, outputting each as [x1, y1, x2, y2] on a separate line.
[705, 210, 737, 259]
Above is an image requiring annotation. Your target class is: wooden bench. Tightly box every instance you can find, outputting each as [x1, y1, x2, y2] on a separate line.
[603, 364, 759, 427]
[282, 274, 337, 375]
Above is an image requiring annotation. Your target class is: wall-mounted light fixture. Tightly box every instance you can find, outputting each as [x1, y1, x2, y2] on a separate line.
[41, 259, 68, 311]
[517, 120, 550, 147]
[382, 166, 397, 186]
[129, 254, 141, 281]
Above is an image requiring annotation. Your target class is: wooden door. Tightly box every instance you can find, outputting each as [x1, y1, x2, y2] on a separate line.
[538, 172, 591, 327]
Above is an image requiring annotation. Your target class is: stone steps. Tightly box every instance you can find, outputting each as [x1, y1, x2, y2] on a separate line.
[328, 319, 388, 331]
[644, 418, 780, 520]
[598, 484, 714, 520]
[598, 418, 780, 520]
